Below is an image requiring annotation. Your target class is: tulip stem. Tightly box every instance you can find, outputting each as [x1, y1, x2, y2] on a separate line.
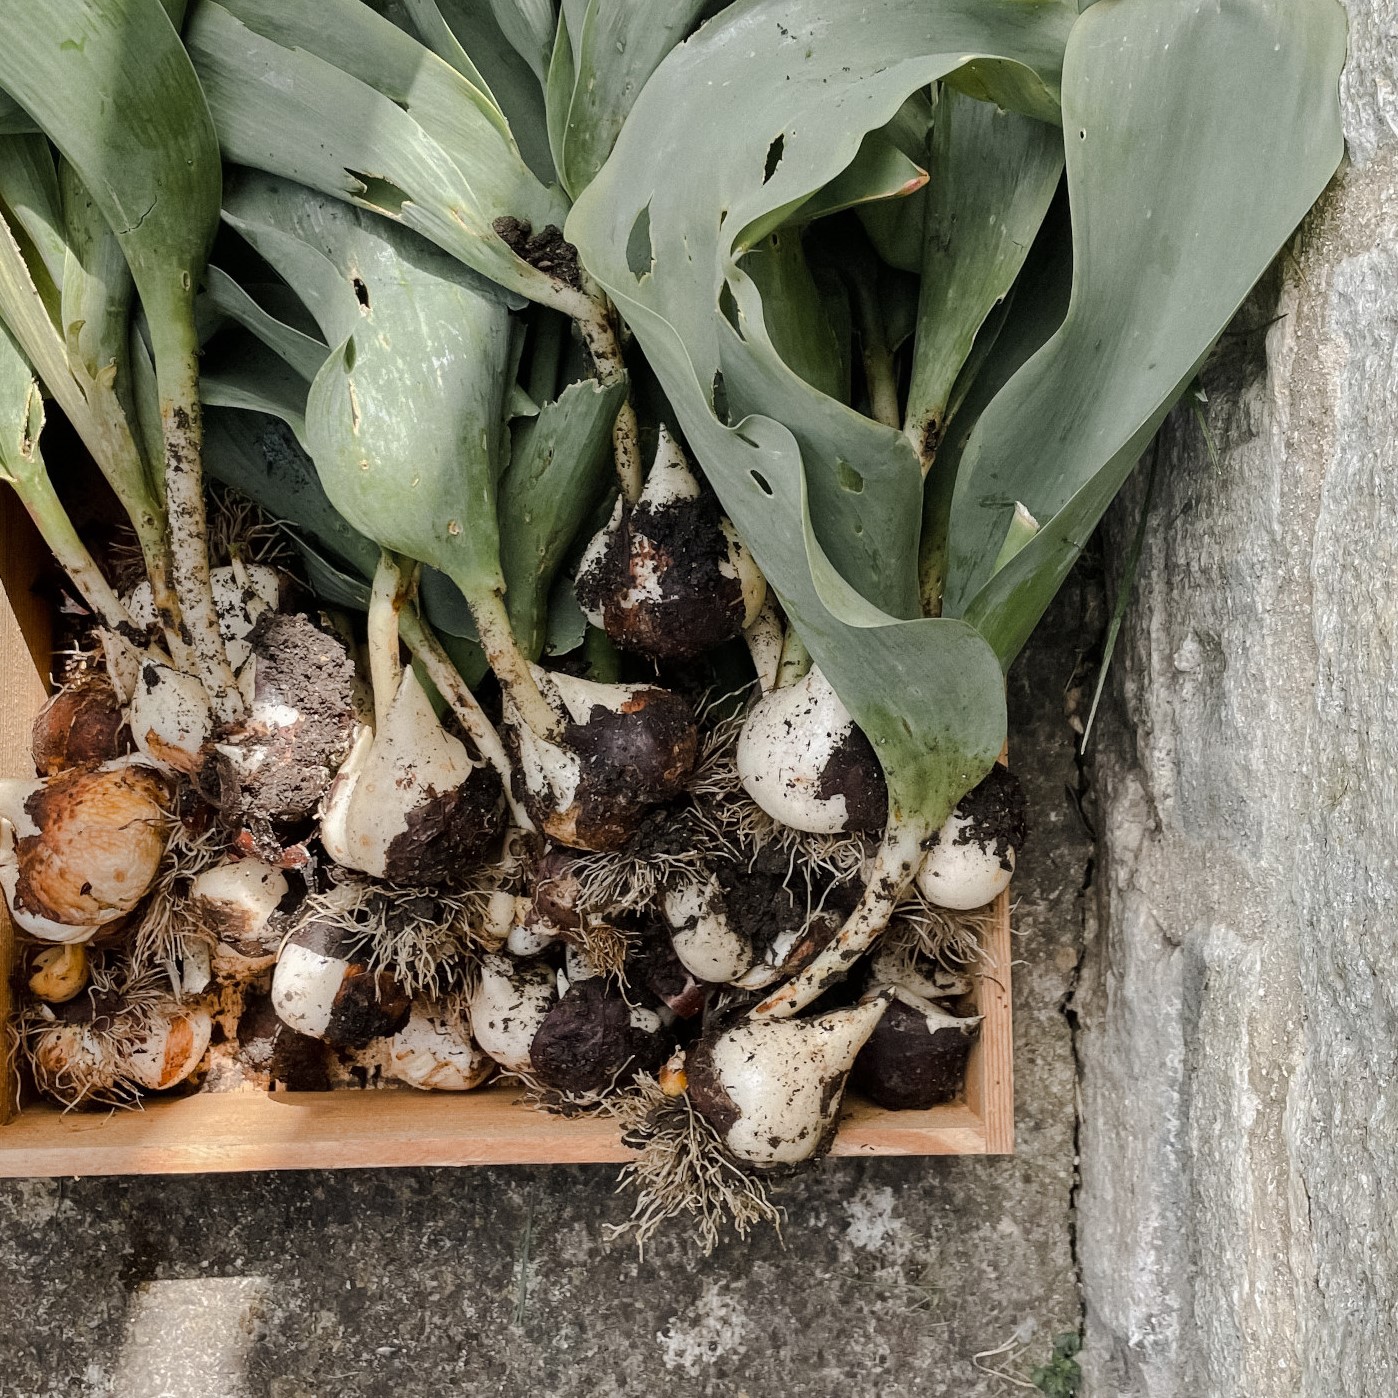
[368, 551, 413, 732]
[753, 817, 932, 1018]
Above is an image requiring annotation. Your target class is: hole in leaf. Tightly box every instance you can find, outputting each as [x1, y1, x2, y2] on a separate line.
[751, 469, 774, 496]
[764, 133, 786, 183]
[626, 201, 653, 278]
[352, 277, 370, 310]
[836, 460, 864, 493]
[736, 431, 760, 449]
[719, 280, 742, 335]
[342, 336, 357, 372]
[347, 169, 411, 216]
[712, 370, 730, 425]
[1079, 129, 1087, 140]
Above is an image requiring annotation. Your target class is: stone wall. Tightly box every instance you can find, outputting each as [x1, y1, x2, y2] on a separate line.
[1078, 4, 1398, 1390]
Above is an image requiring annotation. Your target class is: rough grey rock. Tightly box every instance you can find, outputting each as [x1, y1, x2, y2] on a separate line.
[1078, 4, 1398, 1390]
[0, 592, 1092, 1398]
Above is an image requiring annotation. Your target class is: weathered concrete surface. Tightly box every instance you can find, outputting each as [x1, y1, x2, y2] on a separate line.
[1078, 5, 1398, 1391]
[0, 590, 1092, 1398]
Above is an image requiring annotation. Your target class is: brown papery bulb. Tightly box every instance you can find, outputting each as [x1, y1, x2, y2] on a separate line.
[0, 759, 169, 942]
[31, 674, 131, 776]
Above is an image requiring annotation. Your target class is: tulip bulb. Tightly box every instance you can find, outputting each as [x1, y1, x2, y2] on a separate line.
[851, 987, 981, 1111]
[27, 944, 89, 1003]
[575, 426, 766, 659]
[124, 1002, 215, 1091]
[31, 674, 130, 775]
[189, 856, 295, 979]
[271, 886, 412, 1047]
[687, 996, 890, 1167]
[505, 666, 698, 851]
[466, 953, 557, 1074]
[662, 872, 754, 984]
[320, 666, 504, 884]
[0, 759, 168, 943]
[126, 563, 280, 671]
[529, 977, 671, 1096]
[736, 667, 886, 835]
[380, 999, 495, 1091]
[128, 657, 213, 773]
[914, 766, 1027, 911]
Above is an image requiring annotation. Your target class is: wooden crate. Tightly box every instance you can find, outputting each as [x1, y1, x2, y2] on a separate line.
[0, 498, 1013, 1176]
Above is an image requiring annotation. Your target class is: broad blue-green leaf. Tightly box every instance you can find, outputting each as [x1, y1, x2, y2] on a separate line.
[0, 0, 220, 399]
[187, 0, 568, 311]
[497, 373, 626, 657]
[550, 0, 707, 199]
[402, 0, 555, 183]
[741, 230, 846, 405]
[0, 136, 65, 301]
[570, 0, 1072, 826]
[905, 87, 1063, 461]
[200, 330, 312, 445]
[571, 0, 1072, 622]
[945, 0, 1346, 665]
[203, 265, 328, 382]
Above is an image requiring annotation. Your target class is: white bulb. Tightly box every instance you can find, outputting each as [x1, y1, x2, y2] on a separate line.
[914, 812, 1015, 910]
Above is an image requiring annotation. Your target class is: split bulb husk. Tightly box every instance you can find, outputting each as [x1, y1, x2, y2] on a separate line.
[575, 426, 766, 660]
[466, 953, 557, 1074]
[320, 665, 503, 884]
[188, 856, 294, 979]
[271, 887, 412, 1047]
[914, 765, 1026, 911]
[31, 674, 130, 775]
[379, 999, 495, 1091]
[505, 666, 698, 852]
[686, 996, 890, 1168]
[736, 666, 886, 835]
[0, 759, 169, 942]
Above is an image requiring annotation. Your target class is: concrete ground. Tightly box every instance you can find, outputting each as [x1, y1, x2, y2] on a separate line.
[0, 587, 1094, 1398]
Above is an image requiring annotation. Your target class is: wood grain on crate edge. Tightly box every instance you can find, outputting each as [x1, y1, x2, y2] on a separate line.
[0, 501, 53, 1128]
[0, 1085, 989, 1176]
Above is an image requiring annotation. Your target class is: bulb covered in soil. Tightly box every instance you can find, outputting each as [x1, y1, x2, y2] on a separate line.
[271, 888, 412, 1048]
[662, 871, 754, 984]
[27, 944, 89, 1003]
[505, 666, 698, 851]
[319, 661, 501, 884]
[126, 562, 280, 671]
[379, 999, 495, 1091]
[128, 656, 214, 774]
[575, 426, 765, 660]
[211, 610, 360, 858]
[467, 953, 558, 1074]
[915, 765, 1027, 911]
[686, 995, 890, 1168]
[850, 991, 981, 1111]
[529, 977, 671, 1096]
[188, 856, 297, 980]
[31, 673, 130, 776]
[0, 759, 169, 942]
[629, 937, 708, 1019]
[736, 666, 887, 835]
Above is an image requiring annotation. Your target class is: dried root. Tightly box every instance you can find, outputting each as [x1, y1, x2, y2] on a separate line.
[205, 486, 292, 570]
[885, 888, 999, 977]
[128, 818, 227, 988]
[604, 1075, 784, 1258]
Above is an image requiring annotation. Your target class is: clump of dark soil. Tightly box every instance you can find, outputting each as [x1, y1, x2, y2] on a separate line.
[492, 217, 581, 289]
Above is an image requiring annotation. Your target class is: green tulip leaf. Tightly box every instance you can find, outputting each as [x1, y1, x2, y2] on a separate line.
[187, 0, 569, 311]
[945, 0, 1346, 666]
[905, 86, 1063, 463]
